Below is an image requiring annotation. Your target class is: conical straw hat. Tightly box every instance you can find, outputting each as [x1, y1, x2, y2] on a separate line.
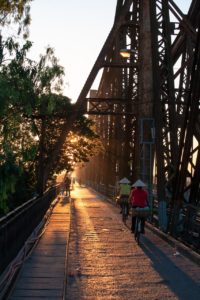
[132, 179, 146, 187]
[119, 177, 130, 184]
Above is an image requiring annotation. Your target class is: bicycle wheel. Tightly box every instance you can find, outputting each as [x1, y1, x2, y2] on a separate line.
[134, 217, 141, 244]
[122, 204, 127, 223]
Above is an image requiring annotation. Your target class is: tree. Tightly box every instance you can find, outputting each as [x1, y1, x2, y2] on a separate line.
[0, 0, 32, 37]
[0, 38, 37, 213]
[0, 37, 102, 213]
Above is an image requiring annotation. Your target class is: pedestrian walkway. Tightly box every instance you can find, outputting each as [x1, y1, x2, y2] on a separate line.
[66, 186, 200, 300]
[8, 185, 200, 300]
[9, 195, 70, 299]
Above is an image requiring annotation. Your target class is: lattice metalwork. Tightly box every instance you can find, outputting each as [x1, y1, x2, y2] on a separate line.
[75, 0, 200, 233]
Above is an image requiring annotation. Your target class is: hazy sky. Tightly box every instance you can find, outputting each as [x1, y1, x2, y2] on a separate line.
[28, 0, 191, 102]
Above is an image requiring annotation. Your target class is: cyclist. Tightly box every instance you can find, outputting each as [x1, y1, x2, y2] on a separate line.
[129, 179, 148, 233]
[118, 177, 131, 216]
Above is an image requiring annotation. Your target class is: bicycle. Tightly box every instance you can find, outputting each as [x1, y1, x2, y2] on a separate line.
[134, 214, 142, 244]
[132, 207, 150, 244]
[122, 202, 129, 223]
[121, 196, 129, 223]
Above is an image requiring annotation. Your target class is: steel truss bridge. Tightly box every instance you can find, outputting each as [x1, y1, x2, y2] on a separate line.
[0, 2, 200, 293]
[74, 0, 200, 238]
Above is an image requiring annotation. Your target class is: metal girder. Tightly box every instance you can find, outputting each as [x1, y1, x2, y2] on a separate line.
[76, 0, 200, 233]
[75, 1, 132, 101]
[149, 0, 200, 230]
[173, 20, 200, 206]
[87, 98, 135, 115]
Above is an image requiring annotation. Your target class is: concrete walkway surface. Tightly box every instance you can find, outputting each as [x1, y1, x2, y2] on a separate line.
[8, 185, 200, 300]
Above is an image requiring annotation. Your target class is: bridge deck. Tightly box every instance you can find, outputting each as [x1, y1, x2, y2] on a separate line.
[9, 185, 200, 299]
[9, 195, 70, 299]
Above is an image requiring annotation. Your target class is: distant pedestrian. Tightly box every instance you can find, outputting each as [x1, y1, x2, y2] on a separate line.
[129, 179, 148, 233]
[65, 176, 71, 197]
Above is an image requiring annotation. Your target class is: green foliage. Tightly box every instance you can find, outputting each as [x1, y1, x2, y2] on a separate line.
[51, 126, 102, 177]
[0, 36, 65, 213]
[0, 152, 19, 213]
[0, 0, 32, 38]
[0, 34, 102, 214]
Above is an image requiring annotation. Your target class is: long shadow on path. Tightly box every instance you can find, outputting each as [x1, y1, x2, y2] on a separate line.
[140, 235, 200, 300]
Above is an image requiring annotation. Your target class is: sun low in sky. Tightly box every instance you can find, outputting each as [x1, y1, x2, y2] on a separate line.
[29, 0, 190, 103]
[29, 0, 116, 102]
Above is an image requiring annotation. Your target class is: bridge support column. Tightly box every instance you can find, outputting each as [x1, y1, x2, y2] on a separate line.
[135, 0, 167, 230]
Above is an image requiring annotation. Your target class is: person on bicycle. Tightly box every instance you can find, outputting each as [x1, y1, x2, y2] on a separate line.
[129, 179, 148, 233]
[119, 177, 131, 214]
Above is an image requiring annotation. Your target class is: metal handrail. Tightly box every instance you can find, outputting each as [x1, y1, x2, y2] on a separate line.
[0, 184, 61, 275]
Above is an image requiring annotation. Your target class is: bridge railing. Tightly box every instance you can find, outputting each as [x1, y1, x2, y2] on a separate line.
[180, 204, 200, 250]
[0, 184, 62, 275]
[85, 181, 118, 202]
[86, 181, 200, 252]
[150, 197, 200, 252]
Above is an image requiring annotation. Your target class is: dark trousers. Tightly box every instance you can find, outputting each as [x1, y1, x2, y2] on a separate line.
[131, 206, 145, 233]
[66, 186, 70, 196]
[120, 195, 129, 213]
